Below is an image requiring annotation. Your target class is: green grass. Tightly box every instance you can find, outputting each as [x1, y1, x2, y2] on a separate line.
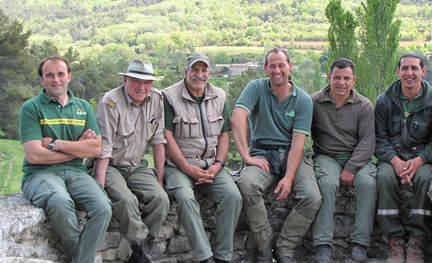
[0, 139, 157, 196]
[0, 139, 24, 195]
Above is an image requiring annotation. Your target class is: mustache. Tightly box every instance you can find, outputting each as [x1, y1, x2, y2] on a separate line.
[191, 76, 208, 81]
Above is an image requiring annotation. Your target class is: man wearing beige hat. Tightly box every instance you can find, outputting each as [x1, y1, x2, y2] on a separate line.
[162, 53, 242, 263]
[93, 59, 170, 263]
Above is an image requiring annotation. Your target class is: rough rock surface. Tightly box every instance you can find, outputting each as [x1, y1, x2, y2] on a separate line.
[1, 186, 429, 262]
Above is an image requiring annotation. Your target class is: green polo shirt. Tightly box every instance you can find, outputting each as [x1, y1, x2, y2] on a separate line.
[401, 88, 423, 118]
[234, 78, 312, 156]
[19, 89, 101, 183]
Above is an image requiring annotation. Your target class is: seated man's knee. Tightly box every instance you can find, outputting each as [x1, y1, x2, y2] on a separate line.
[306, 190, 322, 212]
[414, 167, 432, 186]
[318, 175, 339, 195]
[46, 192, 75, 215]
[227, 188, 243, 207]
[237, 173, 264, 197]
[154, 190, 170, 209]
[93, 198, 112, 219]
[174, 187, 196, 206]
[296, 187, 322, 217]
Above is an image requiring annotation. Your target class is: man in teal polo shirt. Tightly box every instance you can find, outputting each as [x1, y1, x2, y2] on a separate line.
[19, 56, 112, 263]
[232, 47, 322, 263]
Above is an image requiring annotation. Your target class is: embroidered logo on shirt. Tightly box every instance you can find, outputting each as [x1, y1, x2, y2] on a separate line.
[286, 111, 295, 118]
[76, 109, 87, 115]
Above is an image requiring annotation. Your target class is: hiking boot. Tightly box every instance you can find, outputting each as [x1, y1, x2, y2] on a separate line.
[351, 243, 367, 262]
[200, 257, 215, 263]
[406, 237, 424, 263]
[213, 258, 229, 263]
[314, 244, 332, 263]
[274, 251, 297, 263]
[128, 237, 155, 263]
[255, 239, 273, 263]
[387, 237, 405, 263]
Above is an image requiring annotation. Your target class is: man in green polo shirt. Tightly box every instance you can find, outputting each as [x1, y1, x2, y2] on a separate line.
[19, 56, 112, 263]
[231, 47, 322, 263]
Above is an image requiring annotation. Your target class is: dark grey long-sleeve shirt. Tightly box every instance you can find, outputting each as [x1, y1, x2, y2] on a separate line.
[311, 86, 375, 174]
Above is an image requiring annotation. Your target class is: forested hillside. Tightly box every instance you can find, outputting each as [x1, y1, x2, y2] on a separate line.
[0, 0, 431, 141]
[1, 0, 432, 52]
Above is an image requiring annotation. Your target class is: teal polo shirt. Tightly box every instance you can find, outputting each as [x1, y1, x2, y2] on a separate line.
[234, 78, 312, 156]
[19, 89, 101, 183]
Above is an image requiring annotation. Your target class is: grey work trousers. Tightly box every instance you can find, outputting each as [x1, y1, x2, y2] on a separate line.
[164, 165, 242, 261]
[237, 156, 322, 256]
[105, 161, 170, 244]
[377, 162, 432, 238]
[22, 169, 112, 263]
[312, 154, 377, 247]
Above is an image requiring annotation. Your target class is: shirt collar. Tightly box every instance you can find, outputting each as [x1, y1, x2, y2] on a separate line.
[316, 85, 359, 104]
[40, 89, 74, 105]
[267, 79, 298, 97]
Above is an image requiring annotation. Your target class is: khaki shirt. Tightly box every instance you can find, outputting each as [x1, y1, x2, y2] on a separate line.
[162, 80, 226, 167]
[97, 85, 166, 165]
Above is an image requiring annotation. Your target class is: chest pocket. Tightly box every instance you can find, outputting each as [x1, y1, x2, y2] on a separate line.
[114, 126, 135, 149]
[208, 115, 224, 136]
[408, 117, 430, 141]
[173, 117, 200, 138]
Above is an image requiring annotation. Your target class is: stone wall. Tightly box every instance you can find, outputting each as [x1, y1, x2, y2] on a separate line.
[0, 188, 428, 263]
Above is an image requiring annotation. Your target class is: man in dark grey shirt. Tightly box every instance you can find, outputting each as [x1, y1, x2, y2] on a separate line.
[310, 58, 376, 263]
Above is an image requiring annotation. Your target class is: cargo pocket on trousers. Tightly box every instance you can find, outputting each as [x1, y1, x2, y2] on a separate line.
[22, 177, 57, 208]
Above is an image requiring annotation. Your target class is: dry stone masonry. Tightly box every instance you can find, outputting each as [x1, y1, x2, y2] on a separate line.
[1, 187, 431, 262]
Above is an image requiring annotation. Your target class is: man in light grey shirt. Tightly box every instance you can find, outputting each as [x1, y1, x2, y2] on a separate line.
[94, 59, 169, 263]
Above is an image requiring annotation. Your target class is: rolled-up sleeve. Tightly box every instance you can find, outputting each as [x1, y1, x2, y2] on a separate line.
[150, 95, 167, 146]
[96, 98, 117, 159]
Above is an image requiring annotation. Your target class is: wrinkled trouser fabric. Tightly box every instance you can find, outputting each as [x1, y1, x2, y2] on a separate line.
[164, 165, 242, 261]
[237, 156, 322, 257]
[22, 169, 112, 263]
[312, 154, 377, 247]
[104, 161, 170, 244]
[377, 162, 432, 238]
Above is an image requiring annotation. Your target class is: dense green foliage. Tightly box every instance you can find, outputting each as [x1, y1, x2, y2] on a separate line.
[1, 0, 432, 51]
[325, 0, 358, 65]
[0, 0, 431, 174]
[356, 0, 401, 99]
[325, 0, 402, 100]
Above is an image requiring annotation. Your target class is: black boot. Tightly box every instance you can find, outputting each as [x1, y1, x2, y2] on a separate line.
[128, 237, 155, 263]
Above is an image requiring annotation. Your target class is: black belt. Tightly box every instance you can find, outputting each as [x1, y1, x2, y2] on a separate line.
[250, 140, 287, 151]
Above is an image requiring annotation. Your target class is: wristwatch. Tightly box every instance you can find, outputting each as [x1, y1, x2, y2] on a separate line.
[214, 159, 225, 168]
[48, 138, 57, 150]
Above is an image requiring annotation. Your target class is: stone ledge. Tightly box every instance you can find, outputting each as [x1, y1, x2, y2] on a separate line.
[1, 188, 427, 262]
